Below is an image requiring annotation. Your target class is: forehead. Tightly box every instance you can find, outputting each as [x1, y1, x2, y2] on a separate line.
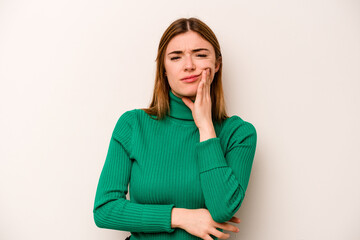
[166, 31, 214, 53]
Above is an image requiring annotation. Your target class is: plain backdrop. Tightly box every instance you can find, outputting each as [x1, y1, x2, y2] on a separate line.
[0, 0, 359, 239]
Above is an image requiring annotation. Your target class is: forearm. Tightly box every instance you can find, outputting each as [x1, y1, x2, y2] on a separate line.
[195, 121, 257, 223]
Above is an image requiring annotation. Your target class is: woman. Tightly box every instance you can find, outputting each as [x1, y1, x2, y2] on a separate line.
[93, 17, 257, 240]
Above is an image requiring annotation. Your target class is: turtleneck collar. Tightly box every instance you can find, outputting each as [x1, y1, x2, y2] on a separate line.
[168, 89, 194, 121]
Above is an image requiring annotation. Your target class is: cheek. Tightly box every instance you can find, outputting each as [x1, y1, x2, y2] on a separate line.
[165, 63, 182, 75]
[198, 58, 216, 69]
[198, 61, 216, 77]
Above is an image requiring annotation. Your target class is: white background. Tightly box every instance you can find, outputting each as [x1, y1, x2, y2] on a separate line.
[1, 0, 359, 239]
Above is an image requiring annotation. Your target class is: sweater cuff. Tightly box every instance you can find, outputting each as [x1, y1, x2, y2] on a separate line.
[141, 203, 175, 233]
[195, 137, 227, 173]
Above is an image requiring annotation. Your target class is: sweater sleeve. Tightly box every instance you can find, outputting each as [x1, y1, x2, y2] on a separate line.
[195, 117, 257, 223]
[93, 110, 175, 233]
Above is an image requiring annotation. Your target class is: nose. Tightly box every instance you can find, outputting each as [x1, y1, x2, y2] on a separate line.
[184, 55, 195, 71]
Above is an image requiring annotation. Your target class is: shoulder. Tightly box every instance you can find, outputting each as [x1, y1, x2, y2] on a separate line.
[222, 115, 256, 134]
[219, 115, 257, 147]
[115, 109, 138, 126]
[112, 109, 138, 137]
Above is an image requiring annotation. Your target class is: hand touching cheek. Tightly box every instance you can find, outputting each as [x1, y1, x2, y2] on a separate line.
[181, 68, 217, 141]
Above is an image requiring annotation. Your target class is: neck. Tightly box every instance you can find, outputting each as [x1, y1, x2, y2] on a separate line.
[168, 89, 194, 121]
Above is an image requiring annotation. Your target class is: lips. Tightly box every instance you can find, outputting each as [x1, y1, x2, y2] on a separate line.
[181, 74, 201, 80]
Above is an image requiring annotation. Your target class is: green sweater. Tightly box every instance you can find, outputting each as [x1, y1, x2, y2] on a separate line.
[93, 90, 257, 239]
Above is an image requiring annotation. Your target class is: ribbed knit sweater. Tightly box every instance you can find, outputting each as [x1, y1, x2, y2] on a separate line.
[93, 89, 257, 239]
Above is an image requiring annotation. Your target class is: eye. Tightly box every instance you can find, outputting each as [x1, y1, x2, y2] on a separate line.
[170, 54, 207, 61]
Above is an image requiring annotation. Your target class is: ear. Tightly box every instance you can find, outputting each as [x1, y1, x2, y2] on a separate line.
[215, 56, 222, 73]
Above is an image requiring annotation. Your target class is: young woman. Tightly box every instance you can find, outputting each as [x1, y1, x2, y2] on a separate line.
[93, 17, 257, 240]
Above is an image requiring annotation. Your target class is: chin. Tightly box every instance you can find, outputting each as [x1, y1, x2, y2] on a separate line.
[172, 86, 197, 99]
[180, 91, 197, 99]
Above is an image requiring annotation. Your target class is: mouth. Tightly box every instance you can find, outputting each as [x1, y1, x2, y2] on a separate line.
[181, 74, 201, 83]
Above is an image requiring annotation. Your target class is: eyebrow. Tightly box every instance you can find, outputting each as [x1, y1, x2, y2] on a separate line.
[167, 48, 210, 55]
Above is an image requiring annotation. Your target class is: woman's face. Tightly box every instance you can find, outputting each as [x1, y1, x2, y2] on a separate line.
[164, 31, 220, 100]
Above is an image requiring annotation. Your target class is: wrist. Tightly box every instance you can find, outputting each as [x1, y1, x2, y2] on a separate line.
[199, 125, 216, 142]
[171, 207, 186, 229]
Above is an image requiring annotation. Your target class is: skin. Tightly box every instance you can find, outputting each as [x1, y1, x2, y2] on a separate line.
[164, 30, 218, 141]
[164, 31, 241, 239]
[171, 208, 241, 240]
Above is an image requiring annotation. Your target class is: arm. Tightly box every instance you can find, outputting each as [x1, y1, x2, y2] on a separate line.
[195, 118, 257, 223]
[93, 110, 175, 233]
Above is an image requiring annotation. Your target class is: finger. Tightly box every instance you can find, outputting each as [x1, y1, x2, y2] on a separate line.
[181, 97, 194, 111]
[203, 69, 208, 96]
[209, 68, 214, 84]
[207, 68, 211, 84]
[199, 69, 208, 101]
[201, 69, 207, 90]
[202, 78, 207, 103]
[196, 80, 204, 104]
[229, 216, 241, 223]
[202, 73, 207, 100]
[214, 222, 239, 233]
[205, 68, 211, 100]
[203, 236, 214, 240]
[202, 68, 207, 82]
[208, 228, 230, 239]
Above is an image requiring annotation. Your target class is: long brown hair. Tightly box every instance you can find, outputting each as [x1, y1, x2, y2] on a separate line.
[141, 17, 229, 123]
